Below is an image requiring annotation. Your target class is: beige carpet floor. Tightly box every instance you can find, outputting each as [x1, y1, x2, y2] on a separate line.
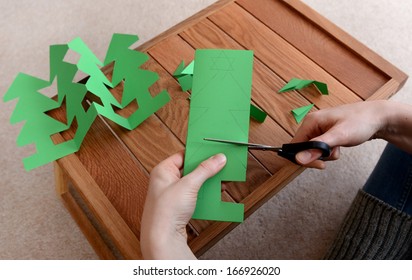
[1, 0, 411, 259]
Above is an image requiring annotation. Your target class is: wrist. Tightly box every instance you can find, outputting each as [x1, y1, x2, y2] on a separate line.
[374, 100, 412, 153]
[371, 100, 392, 140]
[142, 230, 195, 260]
[141, 215, 196, 260]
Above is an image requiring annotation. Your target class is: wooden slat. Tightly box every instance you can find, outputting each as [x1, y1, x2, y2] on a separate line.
[50, 106, 148, 240]
[237, 0, 389, 100]
[149, 35, 196, 74]
[208, 3, 363, 108]
[180, 19, 314, 135]
[83, 73, 184, 173]
[143, 59, 191, 142]
[282, 0, 408, 88]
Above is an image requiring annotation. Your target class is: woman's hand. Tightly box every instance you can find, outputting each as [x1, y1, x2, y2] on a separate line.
[292, 101, 388, 169]
[140, 151, 226, 259]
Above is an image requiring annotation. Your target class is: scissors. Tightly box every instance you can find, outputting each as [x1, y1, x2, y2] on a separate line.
[203, 138, 331, 164]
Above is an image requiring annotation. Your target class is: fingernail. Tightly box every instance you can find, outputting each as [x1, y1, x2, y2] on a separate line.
[211, 153, 226, 165]
[296, 151, 312, 164]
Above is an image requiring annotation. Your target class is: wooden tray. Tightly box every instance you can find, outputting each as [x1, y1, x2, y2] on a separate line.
[52, 0, 408, 259]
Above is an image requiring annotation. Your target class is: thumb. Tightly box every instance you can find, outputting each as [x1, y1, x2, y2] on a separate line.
[182, 153, 227, 191]
[295, 149, 323, 165]
[295, 132, 336, 166]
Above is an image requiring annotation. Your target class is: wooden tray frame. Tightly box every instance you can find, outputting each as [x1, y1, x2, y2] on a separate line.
[52, 0, 408, 259]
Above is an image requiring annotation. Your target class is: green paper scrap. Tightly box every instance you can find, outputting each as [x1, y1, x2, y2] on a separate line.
[4, 33, 170, 170]
[173, 60, 186, 77]
[250, 104, 267, 123]
[184, 49, 254, 223]
[292, 104, 314, 124]
[173, 60, 194, 91]
[181, 60, 194, 75]
[177, 74, 193, 91]
[279, 78, 328, 95]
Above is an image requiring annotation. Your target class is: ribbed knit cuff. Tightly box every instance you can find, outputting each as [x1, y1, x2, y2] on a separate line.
[324, 189, 412, 259]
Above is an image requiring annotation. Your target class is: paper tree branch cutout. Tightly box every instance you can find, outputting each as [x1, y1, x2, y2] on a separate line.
[184, 49, 254, 223]
[4, 33, 170, 170]
[175, 60, 267, 124]
[173, 60, 194, 91]
[250, 104, 267, 123]
[279, 78, 328, 95]
[292, 104, 314, 124]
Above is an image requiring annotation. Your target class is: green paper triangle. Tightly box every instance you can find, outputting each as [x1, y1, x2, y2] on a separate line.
[250, 104, 267, 123]
[173, 60, 186, 77]
[292, 104, 314, 124]
[181, 60, 194, 75]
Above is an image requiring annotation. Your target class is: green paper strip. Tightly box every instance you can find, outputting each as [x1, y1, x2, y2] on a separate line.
[184, 49, 254, 223]
[250, 104, 267, 123]
[279, 78, 328, 95]
[292, 104, 314, 124]
[4, 33, 170, 170]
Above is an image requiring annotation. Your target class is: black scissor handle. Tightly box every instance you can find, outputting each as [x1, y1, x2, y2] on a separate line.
[277, 141, 331, 164]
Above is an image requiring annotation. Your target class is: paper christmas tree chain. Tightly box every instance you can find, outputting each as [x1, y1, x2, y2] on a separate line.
[4, 34, 170, 171]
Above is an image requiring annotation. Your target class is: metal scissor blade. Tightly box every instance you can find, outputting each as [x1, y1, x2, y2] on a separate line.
[203, 138, 281, 152]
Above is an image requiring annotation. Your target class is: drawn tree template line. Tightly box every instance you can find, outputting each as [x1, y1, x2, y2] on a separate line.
[4, 34, 170, 171]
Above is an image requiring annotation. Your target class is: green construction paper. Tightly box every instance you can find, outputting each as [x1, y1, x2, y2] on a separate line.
[49, 44, 97, 150]
[279, 78, 328, 95]
[181, 60, 194, 75]
[250, 104, 267, 123]
[184, 49, 254, 223]
[174, 60, 194, 91]
[292, 103, 314, 124]
[177, 74, 193, 91]
[173, 60, 186, 77]
[4, 73, 77, 170]
[4, 33, 170, 170]
[71, 34, 171, 130]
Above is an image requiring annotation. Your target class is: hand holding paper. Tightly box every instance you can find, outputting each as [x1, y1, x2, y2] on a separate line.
[183, 49, 254, 223]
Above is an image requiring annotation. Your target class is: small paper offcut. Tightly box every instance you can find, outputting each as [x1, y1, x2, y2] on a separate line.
[291, 104, 314, 124]
[279, 78, 328, 95]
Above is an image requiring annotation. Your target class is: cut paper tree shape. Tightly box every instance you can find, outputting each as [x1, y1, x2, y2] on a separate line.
[174, 60, 267, 123]
[4, 74, 76, 171]
[279, 78, 328, 95]
[183, 49, 254, 223]
[4, 33, 170, 170]
[292, 104, 314, 124]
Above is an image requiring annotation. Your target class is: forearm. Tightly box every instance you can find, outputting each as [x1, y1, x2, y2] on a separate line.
[377, 101, 412, 154]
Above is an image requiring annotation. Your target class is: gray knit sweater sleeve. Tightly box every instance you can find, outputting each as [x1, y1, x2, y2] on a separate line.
[324, 190, 412, 259]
